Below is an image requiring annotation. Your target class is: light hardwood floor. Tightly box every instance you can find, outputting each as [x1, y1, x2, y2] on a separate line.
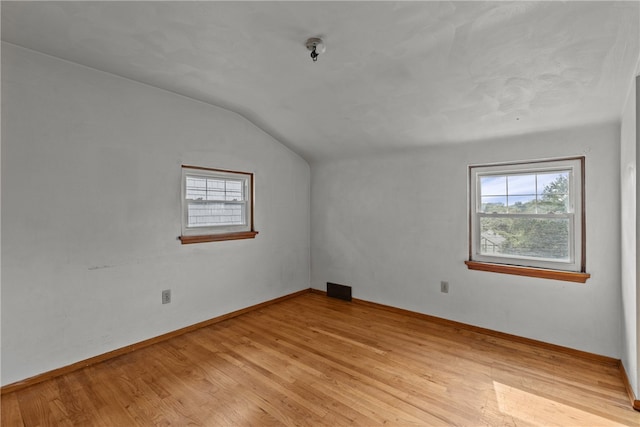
[2, 292, 639, 426]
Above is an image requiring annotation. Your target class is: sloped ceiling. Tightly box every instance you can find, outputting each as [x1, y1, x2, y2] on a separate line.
[2, 1, 639, 162]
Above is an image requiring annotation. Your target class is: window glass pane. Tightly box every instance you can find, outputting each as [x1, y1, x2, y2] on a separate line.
[537, 172, 569, 213]
[206, 179, 226, 200]
[186, 176, 244, 202]
[507, 174, 536, 196]
[507, 196, 537, 213]
[480, 171, 571, 215]
[480, 176, 506, 196]
[186, 177, 207, 200]
[223, 180, 243, 201]
[480, 216, 570, 261]
[187, 202, 245, 227]
[481, 196, 507, 213]
[537, 197, 568, 214]
[537, 172, 568, 194]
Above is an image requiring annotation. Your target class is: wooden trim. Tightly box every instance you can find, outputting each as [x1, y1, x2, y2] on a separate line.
[179, 231, 258, 244]
[1, 288, 310, 395]
[580, 156, 587, 272]
[465, 260, 590, 283]
[619, 362, 640, 411]
[468, 156, 587, 169]
[468, 165, 474, 260]
[310, 288, 615, 365]
[2, 287, 621, 400]
[250, 173, 255, 234]
[355, 298, 614, 364]
[181, 164, 252, 176]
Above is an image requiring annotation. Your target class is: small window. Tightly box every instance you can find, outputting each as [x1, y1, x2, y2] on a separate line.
[180, 165, 257, 244]
[466, 157, 589, 282]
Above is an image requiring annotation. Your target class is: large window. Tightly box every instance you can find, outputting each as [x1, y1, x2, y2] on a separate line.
[180, 165, 257, 244]
[466, 157, 589, 282]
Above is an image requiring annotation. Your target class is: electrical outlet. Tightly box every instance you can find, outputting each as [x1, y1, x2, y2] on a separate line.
[162, 289, 171, 304]
[440, 281, 449, 293]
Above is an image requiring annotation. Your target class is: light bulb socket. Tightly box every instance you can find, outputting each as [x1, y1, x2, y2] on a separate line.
[306, 37, 326, 61]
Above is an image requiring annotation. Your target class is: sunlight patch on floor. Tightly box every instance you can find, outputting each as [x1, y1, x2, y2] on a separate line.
[493, 381, 627, 427]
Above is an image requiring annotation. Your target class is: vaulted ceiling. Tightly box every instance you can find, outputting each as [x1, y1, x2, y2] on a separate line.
[2, 1, 639, 162]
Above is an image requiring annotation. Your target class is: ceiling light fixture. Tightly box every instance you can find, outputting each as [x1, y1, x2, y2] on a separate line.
[306, 37, 326, 62]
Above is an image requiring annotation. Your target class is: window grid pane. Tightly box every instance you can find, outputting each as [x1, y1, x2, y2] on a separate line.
[479, 171, 569, 214]
[187, 202, 246, 227]
[479, 216, 571, 261]
[186, 176, 245, 202]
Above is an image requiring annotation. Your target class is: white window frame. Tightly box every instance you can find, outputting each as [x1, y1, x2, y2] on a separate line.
[180, 165, 256, 242]
[469, 157, 585, 273]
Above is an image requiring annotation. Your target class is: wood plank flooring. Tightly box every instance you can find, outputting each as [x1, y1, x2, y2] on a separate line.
[2, 292, 639, 426]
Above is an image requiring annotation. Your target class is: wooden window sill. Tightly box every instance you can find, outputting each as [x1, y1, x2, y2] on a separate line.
[465, 260, 590, 283]
[180, 231, 258, 244]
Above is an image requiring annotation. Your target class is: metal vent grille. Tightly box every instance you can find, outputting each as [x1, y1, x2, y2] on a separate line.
[327, 282, 352, 301]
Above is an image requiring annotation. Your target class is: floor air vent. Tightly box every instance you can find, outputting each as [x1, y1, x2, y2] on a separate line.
[326, 282, 352, 301]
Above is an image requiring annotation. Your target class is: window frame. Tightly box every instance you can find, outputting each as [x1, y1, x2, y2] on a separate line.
[466, 157, 589, 283]
[179, 165, 258, 244]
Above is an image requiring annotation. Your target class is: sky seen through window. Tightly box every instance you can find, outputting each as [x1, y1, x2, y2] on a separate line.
[480, 172, 568, 206]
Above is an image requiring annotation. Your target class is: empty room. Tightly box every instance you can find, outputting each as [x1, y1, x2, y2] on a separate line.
[2, 1, 640, 425]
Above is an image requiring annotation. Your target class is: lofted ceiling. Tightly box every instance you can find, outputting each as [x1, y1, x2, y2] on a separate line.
[2, 1, 639, 162]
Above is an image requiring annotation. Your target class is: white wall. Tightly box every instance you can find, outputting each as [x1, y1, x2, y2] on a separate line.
[1, 43, 310, 386]
[311, 123, 621, 358]
[637, 72, 640, 401]
[621, 74, 638, 397]
[637, 73, 640, 400]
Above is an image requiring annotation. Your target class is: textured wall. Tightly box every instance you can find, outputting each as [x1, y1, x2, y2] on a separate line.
[1, 43, 310, 385]
[311, 124, 621, 358]
[620, 74, 638, 397]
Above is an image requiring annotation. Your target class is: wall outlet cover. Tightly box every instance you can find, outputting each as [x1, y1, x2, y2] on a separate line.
[162, 289, 171, 304]
[440, 281, 449, 293]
